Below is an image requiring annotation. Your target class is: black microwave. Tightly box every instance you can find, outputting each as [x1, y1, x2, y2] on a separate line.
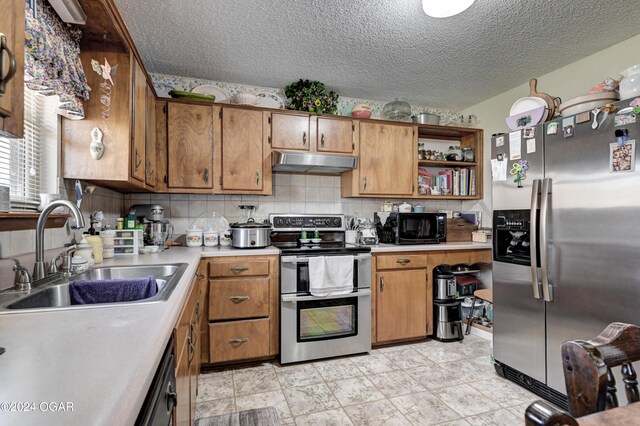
[374, 212, 447, 245]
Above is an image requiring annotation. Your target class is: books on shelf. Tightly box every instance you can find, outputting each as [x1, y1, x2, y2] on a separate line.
[418, 166, 476, 197]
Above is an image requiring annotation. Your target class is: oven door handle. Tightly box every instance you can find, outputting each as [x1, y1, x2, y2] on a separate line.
[281, 289, 371, 303]
[281, 254, 371, 264]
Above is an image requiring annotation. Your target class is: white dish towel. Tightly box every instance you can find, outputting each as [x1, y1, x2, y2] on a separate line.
[309, 255, 354, 297]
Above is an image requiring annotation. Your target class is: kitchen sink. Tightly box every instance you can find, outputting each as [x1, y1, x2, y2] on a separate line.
[0, 263, 188, 312]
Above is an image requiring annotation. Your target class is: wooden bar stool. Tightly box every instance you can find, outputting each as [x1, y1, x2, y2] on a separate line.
[464, 288, 492, 335]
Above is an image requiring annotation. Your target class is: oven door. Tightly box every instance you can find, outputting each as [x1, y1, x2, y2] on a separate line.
[397, 213, 445, 243]
[280, 290, 372, 364]
[280, 253, 371, 294]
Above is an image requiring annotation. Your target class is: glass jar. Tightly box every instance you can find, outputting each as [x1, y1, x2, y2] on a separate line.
[462, 147, 475, 162]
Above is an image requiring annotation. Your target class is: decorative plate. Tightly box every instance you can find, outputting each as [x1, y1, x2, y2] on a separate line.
[191, 84, 230, 104]
[256, 90, 285, 109]
[510, 96, 547, 117]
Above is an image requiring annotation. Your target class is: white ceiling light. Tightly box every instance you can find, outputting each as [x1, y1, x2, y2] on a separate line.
[422, 0, 475, 18]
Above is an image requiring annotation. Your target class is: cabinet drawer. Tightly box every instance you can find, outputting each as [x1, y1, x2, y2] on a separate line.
[209, 278, 270, 320]
[209, 259, 270, 277]
[376, 254, 427, 270]
[209, 319, 270, 363]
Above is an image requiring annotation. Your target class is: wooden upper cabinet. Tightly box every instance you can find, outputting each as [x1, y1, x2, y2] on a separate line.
[167, 102, 214, 189]
[270, 113, 310, 151]
[0, 0, 24, 138]
[376, 269, 427, 342]
[358, 122, 415, 196]
[220, 107, 263, 191]
[145, 85, 156, 187]
[317, 117, 354, 154]
[215, 106, 271, 194]
[131, 58, 147, 182]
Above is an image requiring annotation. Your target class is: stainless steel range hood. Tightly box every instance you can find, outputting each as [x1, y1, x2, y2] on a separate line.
[271, 151, 358, 174]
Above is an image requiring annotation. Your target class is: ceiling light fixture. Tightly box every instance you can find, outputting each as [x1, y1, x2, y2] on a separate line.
[422, 0, 475, 18]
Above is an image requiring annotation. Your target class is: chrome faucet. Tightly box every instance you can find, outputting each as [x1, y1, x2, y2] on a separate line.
[34, 200, 85, 281]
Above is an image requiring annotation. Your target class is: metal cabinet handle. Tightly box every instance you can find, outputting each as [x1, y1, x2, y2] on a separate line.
[363, 176, 367, 190]
[196, 273, 205, 280]
[256, 170, 260, 186]
[195, 300, 201, 320]
[540, 178, 553, 302]
[188, 323, 196, 363]
[396, 258, 411, 265]
[230, 266, 249, 272]
[302, 131, 307, 146]
[380, 276, 385, 293]
[135, 149, 142, 170]
[147, 161, 154, 177]
[320, 133, 325, 148]
[229, 295, 250, 303]
[0, 33, 17, 96]
[228, 338, 249, 344]
[530, 179, 542, 299]
[203, 167, 209, 183]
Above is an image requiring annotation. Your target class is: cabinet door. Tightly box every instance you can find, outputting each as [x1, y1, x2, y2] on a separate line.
[145, 85, 156, 187]
[359, 122, 414, 196]
[376, 269, 427, 342]
[167, 102, 213, 189]
[220, 107, 264, 191]
[174, 338, 190, 426]
[271, 113, 309, 151]
[317, 117, 353, 154]
[131, 59, 146, 182]
[189, 308, 198, 424]
[0, 0, 24, 138]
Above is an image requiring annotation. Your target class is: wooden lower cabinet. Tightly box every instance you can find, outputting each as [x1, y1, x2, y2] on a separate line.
[201, 255, 279, 366]
[372, 249, 492, 345]
[209, 319, 270, 363]
[173, 275, 200, 425]
[376, 269, 428, 343]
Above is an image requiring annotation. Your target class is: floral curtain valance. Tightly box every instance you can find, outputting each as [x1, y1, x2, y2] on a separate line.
[24, 0, 90, 118]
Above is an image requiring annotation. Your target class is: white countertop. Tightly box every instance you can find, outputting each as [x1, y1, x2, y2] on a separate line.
[0, 241, 490, 424]
[369, 241, 492, 253]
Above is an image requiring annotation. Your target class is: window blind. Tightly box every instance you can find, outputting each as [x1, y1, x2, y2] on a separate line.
[0, 88, 59, 211]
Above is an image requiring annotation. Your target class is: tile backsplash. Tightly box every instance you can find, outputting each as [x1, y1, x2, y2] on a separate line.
[125, 174, 490, 235]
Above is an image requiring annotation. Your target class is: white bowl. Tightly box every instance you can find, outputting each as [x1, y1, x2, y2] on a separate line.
[299, 239, 310, 243]
[311, 238, 322, 243]
[233, 92, 260, 106]
[620, 64, 640, 100]
[147, 245, 159, 253]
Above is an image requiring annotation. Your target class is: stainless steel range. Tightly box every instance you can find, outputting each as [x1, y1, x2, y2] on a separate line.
[269, 214, 372, 364]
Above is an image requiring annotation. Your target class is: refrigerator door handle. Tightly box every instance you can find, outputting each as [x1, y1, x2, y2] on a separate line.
[540, 178, 553, 302]
[530, 179, 542, 299]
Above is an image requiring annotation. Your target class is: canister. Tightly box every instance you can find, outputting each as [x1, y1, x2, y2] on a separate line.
[186, 228, 203, 247]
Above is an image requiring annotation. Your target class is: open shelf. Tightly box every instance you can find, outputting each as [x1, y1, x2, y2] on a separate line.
[418, 160, 477, 167]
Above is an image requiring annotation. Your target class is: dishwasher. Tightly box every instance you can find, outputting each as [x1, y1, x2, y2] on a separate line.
[135, 337, 176, 426]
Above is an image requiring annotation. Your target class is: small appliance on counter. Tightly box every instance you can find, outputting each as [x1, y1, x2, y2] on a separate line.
[374, 212, 446, 245]
[433, 265, 464, 341]
[230, 218, 271, 249]
[128, 204, 173, 246]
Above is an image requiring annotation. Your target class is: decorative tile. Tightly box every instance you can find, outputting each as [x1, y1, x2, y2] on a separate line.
[405, 364, 469, 389]
[274, 363, 324, 388]
[344, 399, 411, 426]
[390, 391, 461, 426]
[368, 370, 426, 398]
[384, 348, 432, 369]
[197, 372, 234, 402]
[195, 397, 235, 419]
[432, 384, 500, 417]
[232, 367, 281, 396]
[468, 375, 539, 408]
[465, 408, 523, 426]
[313, 358, 362, 382]
[326, 376, 385, 406]
[284, 383, 341, 416]
[235, 390, 292, 421]
[351, 353, 397, 375]
[294, 408, 354, 426]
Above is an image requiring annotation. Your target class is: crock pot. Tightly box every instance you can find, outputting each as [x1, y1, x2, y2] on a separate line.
[230, 219, 271, 248]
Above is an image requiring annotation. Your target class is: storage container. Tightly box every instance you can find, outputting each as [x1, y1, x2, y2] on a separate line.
[461, 299, 486, 319]
[113, 229, 143, 255]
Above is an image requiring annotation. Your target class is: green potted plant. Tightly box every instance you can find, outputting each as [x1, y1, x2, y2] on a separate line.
[284, 79, 339, 115]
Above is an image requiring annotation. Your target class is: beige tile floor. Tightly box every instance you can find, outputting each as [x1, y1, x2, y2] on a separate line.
[195, 335, 540, 425]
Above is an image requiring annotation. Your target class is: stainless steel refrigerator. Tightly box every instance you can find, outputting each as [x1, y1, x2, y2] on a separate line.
[491, 98, 640, 409]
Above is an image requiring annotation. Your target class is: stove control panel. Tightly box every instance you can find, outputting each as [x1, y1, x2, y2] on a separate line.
[270, 214, 344, 230]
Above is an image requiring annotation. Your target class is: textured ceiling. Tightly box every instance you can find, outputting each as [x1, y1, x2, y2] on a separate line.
[113, 0, 640, 109]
